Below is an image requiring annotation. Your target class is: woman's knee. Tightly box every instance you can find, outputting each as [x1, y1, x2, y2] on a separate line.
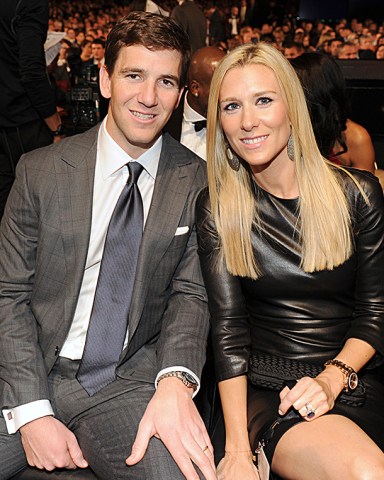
[348, 452, 384, 480]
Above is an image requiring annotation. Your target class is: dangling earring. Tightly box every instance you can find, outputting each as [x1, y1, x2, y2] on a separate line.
[287, 133, 295, 161]
[226, 146, 240, 171]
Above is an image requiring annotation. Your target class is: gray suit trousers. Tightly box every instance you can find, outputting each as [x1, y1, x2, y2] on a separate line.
[0, 349, 191, 480]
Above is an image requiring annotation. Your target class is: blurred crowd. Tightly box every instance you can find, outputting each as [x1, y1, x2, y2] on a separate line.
[46, 1, 384, 128]
[48, 0, 384, 63]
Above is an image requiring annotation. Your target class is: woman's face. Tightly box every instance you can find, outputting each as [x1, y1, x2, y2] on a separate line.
[376, 45, 384, 59]
[219, 64, 291, 174]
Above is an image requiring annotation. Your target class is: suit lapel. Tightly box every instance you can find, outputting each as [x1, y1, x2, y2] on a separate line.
[127, 134, 198, 341]
[55, 126, 99, 328]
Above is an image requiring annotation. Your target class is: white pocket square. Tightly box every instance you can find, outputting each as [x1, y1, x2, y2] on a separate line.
[175, 226, 189, 236]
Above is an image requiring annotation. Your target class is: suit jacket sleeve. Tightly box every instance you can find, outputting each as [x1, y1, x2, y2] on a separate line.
[0, 155, 51, 409]
[155, 163, 210, 380]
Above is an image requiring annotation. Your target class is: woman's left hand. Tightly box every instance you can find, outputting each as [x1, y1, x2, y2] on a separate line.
[278, 369, 345, 421]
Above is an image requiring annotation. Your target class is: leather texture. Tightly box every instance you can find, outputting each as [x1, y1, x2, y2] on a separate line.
[196, 167, 384, 456]
[196, 168, 384, 382]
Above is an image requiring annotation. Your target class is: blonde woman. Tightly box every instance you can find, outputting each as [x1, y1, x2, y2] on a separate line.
[197, 42, 384, 479]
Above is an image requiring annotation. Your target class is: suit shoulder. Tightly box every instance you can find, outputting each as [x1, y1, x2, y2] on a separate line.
[163, 132, 206, 168]
[18, 126, 98, 172]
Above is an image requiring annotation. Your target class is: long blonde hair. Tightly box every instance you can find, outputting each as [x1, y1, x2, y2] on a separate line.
[206, 42, 353, 279]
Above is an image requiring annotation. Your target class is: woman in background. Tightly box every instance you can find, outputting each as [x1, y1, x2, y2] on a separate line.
[197, 42, 384, 479]
[291, 52, 376, 174]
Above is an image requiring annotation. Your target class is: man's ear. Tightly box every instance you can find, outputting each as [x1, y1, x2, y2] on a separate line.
[189, 79, 199, 98]
[175, 85, 185, 109]
[99, 66, 112, 99]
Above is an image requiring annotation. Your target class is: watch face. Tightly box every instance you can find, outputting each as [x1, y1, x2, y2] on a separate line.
[348, 372, 358, 391]
[184, 372, 197, 385]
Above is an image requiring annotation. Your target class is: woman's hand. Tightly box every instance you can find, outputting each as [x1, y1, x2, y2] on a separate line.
[278, 369, 345, 421]
[217, 451, 260, 480]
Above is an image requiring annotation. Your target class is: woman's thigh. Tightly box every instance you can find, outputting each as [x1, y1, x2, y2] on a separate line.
[272, 414, 384, 480]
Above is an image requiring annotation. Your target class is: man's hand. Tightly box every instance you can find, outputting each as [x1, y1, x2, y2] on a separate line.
[126, 377, 217, 480]
[20, 416, 88, 471]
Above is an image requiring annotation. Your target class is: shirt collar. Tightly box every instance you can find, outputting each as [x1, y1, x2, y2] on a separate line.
[98, 116, 162, 180]
[183, 95, 206, 123]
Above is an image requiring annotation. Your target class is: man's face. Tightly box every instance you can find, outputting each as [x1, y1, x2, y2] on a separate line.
[360, 36, 373, 50]
[284, 47, 300, 59]
[100, 45, 183, 158]
[338, 45, 357, 59]
[330, 40, 342, 57]
[92, 44, 105, 61]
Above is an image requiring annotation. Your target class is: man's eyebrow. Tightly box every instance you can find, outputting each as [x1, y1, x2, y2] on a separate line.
[118, 67, 145, 75]
[117, 68, 180, 84]
[159, 74, 180, 83]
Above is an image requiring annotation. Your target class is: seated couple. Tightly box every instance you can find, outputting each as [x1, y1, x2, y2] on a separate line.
[1, 11, 383, 480]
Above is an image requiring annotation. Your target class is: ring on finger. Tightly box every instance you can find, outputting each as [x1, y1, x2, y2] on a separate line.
[305, 402, 316, 419]
[202, 445, 209, 453]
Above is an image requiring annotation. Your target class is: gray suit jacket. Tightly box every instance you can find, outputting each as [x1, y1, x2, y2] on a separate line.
[0, 126, 209, 408]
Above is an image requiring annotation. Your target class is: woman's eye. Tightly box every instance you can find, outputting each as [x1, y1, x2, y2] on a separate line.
[223, 102, 239, 112]
[257, 97, 272, 106]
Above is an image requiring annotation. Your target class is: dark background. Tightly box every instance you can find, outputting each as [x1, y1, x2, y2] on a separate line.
[299, 0, 384, 20]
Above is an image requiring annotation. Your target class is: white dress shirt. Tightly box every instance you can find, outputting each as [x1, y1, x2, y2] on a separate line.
[60, 118, 158, 359]
[3, 118, 199, 434]
[180, 96, 207, 161]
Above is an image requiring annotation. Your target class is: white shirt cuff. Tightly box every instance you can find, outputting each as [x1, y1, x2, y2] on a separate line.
[2, 400, 54, 434]
[155, 366, 200, 398]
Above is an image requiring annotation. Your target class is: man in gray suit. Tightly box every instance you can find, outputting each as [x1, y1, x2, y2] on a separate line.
[0, 12, 215, 480]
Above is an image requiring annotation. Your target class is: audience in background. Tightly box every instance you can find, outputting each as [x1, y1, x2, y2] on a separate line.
[338, 41, 359, 59]
[376, 44, 384, 59]
[44, 0, 382, 172]
[283, 41, 305, 59]
[171, 0, 206, 53]
[291, 52, 376, 174]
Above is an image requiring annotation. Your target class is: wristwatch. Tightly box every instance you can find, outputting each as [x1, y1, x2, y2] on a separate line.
[157, 371, 198, 391]
[50, 124, 65, 136]
[324, 359, 358, 392]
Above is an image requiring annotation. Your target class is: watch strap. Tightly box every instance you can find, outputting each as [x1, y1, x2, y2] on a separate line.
[157, 371, 198, 391]
[50, 124, 65, 136]
[324, 359, 358, 392]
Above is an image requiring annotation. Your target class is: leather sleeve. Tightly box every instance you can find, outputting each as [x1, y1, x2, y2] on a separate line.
[346, 170, 384, 362]
[196, 188, 251, 382]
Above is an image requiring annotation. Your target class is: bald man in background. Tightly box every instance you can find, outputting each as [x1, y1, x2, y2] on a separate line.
[165, 46, 226, 160]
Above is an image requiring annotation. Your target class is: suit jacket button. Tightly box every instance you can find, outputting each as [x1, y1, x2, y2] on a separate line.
[54, 346, 60, 356]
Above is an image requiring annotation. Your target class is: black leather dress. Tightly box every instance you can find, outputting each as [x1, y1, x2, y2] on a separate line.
[196, 168, 384, 461]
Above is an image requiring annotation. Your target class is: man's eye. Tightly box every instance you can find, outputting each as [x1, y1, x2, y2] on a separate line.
[160, 79, 176, 88]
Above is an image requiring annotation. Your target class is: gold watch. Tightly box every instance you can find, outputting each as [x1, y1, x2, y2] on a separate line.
[324, 359, 358, 392]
